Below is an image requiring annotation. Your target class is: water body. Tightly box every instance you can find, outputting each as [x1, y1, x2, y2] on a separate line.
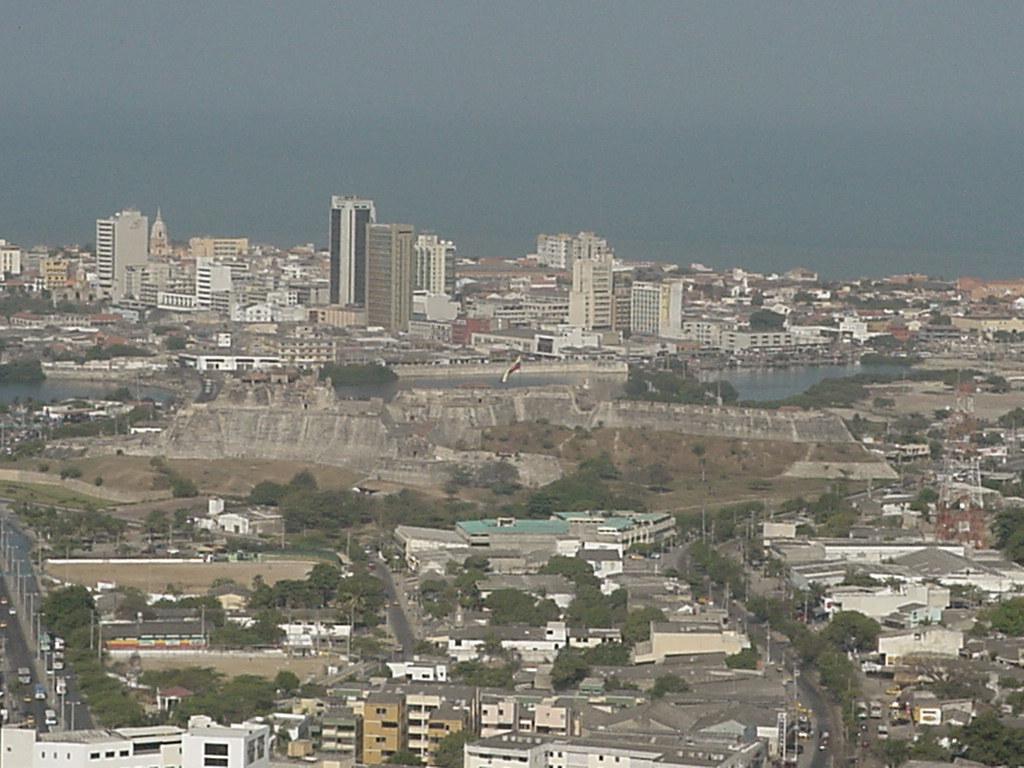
[706, 363, 909, 402]
[0, 379, 172, 405]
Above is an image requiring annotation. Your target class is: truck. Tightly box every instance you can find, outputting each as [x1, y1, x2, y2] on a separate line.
[16, 667, 30, 685]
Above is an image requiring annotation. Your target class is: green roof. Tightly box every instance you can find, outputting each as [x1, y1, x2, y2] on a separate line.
[457, 519, 569, 536]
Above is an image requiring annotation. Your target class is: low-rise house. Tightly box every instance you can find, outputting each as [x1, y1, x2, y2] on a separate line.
[633, 621, 750, 664]
[278, 616, 352, 651]
[448, 622, 569, 663]
[478, 575, 576, 610]
[387, 660, 449, 683]
[101, 619, 207, 653]
[823, 583, 949, 624]
[878, 627, 964, 667]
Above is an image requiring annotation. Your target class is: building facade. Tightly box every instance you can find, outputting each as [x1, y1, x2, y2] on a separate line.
[329, 195, 376, 306]
[96, 208, 149, 300]
[414, 234, 456, 295]
[366, 223, 414, 333]
[568, 254, 613, 331]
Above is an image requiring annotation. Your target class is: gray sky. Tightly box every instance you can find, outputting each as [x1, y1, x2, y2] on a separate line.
[3, 1, 1024, 277]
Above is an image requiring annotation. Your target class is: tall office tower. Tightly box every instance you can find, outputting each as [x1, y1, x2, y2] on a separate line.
[535, 231, 613, 269]
[568, 252, 613, 331]
[413, 233, 456, 295]
[366, 223, 414, 333]
[535, 233, 574, 269]
[149, 208, 171, 256]
[571, 231, 613, 264]
[96, 208, 149, 300]
[329, 195, 376, 305]
[630, 280, 684, 337]
[195, 257, 234, 309]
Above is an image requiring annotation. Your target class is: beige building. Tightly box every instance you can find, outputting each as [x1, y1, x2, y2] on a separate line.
[189, 237, 249, 260]
[40, 256, 69, 290]
[568, 253, 613, 331]
[366, 223, 414, 333]
[633, 620, 751, 664]
[362, 693, 406, 764]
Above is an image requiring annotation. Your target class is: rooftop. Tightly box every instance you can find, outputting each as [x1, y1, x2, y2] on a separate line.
[457, 518, 570, 537]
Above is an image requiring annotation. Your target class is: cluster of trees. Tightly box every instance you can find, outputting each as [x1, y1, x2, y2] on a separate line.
[43, 585, 147, 726]
[445, 462, 520, 496]
[780, 492, 859, 537]
[0, 358, 45, 383]
[252, 471, 476, 537]
[624, 367, 738, 406]
[748, 594, 879, 725]
[319, 363, 397, 387]
[524, 458, 643, 518]
[18, 503, 126, 552]
[248, 563, 387, 628]
[148, 457, 198, 498]
[139, 666, 294, 726]
[994, 508, 1024, 565]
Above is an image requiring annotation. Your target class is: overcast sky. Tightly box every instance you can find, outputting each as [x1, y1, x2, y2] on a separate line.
[3, 1, 1024, 277]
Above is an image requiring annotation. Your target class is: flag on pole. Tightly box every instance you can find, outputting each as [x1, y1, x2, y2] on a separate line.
[501, 355, 523, 383]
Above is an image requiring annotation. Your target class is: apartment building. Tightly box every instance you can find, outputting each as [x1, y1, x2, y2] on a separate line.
[189, 237, 250, 260]
[0, 239, 22, 275]
[630, 281, 683, 337]
[96, 208, 148, 300]
[362, 693, 407, 764]
[0, 723, 268, 768]
[321, 707, 361, 759]
[568, 254, 613, 331]
[464, 734, 766, 768]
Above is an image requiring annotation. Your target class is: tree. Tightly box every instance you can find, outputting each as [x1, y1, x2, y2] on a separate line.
[986, 598, 1024, 636]
[386, 751, 424, 766]
[551, 649, 589, 690]
[540, 556, 599, 588]
[434, 731, 474, 768]
[748, 309, 786, 330]
[820, 611, 880, 652]
[621, 608, 665, 646]
[650, 674, 690, 699]
[483, 589, 559, 626]
[274, 670, 300, 693]
[725, 646, 759, 670]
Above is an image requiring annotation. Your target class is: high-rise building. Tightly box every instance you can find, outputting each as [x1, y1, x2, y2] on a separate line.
[361, 693, 407, 765]
[149, 208, 170, 256]
[96, 208, 149, 300]
[413, 234, 456, 295]
[0, 240, 22, 276]
[366, 223, 414, 333]
[630, 280, 684, 337]
[535, 231, 612, 269]
[329, 195, 376, 306]
[568, 252, 613, 331]
[195, 257, 234, 312]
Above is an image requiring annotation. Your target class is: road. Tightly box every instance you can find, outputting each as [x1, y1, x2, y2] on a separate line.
[0, 510, 93, 731]
[375, 560, 415, 659]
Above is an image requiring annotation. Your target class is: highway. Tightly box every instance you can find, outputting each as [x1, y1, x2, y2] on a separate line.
[0, 510, 92, 732]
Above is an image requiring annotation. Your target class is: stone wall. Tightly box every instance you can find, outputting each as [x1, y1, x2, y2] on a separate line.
[128, 382, 853, 488]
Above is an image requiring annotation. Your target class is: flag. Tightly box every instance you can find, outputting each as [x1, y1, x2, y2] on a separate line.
[501, 355, 523, 383]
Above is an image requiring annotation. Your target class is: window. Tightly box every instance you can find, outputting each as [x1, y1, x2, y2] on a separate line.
[205, 744, 229, 756]
[90, 753, 100, 760]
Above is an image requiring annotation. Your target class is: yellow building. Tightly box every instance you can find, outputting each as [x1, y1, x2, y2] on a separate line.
[426, 707, 465, 763]
[362, 693, 406, 764]
[40, 257, 69, 291]
[188, 237, 249, 260]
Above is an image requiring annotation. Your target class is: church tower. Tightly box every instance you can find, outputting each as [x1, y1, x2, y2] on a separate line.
[149, 208, 170, 256]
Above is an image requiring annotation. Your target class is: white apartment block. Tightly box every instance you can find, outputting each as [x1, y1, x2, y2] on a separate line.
[96, 209, 149, 300]
[195, 258, 233, 309]
[465, 735, 765, 768]
[630, 281, 683, 337]
[2, 726, 182, 768]
[568, 254, 613, 331]
[0, 240, 22, 275]
[181, 723, 271, 768]
[414, 234, 456, 295]
[535, 232, 612, 269]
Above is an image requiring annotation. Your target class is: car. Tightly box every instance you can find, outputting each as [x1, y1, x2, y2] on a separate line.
[885, 686, 901, 696]
[8, 607, 15, 616]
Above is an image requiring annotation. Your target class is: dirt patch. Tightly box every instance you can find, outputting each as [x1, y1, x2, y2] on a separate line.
[47, 559, 316, 592]
[139, 651, 334, 680]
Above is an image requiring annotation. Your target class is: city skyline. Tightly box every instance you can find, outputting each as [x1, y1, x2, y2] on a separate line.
[5, 3, 1024, 278]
